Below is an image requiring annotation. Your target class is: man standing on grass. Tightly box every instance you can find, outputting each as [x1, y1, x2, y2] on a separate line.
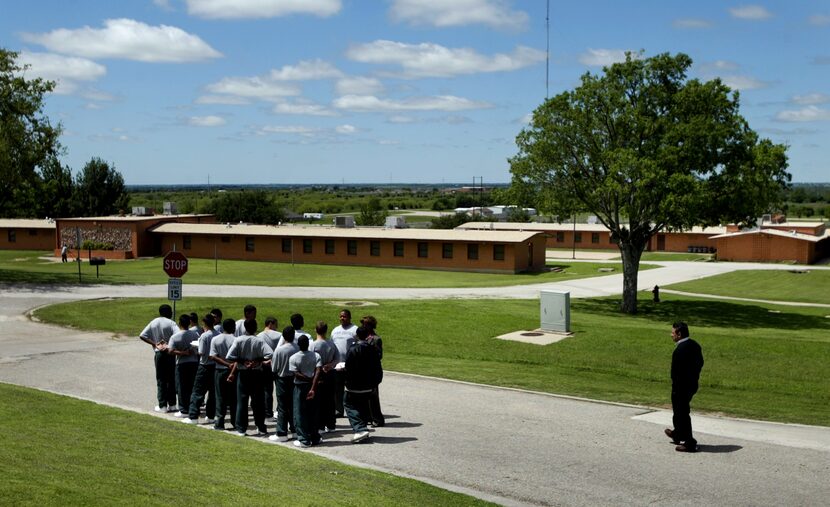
[289, 335, 322, 448]
[166, 314, 200, 419]
[331, 309, 357, 418]
[664, 321, 704, 453]
[227, 319, 273, 437]
[183, 314, 219, 425]
[209, 319, 238, 431]
[139, 304, 179, 413]
[258, 316, 282, 421]
[344, 326, 383, 443]
[268, 326, 299, 443]
[310, 321, 339, 434]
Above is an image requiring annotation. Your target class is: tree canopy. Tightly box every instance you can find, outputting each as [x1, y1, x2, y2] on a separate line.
[72, 158, 130, 216]
[510, 52, 790, 313]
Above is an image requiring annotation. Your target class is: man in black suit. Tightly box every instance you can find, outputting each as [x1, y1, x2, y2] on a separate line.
[664, 321, 704, 452]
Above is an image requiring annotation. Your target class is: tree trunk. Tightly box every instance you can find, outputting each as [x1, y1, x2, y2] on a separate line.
[618, 240, 646, 314]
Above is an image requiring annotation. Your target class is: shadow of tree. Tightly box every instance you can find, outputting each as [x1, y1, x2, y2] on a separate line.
[574, 298, 830, 331]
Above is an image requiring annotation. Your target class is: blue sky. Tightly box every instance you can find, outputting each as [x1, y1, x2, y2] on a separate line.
[1, 1, 828, 184]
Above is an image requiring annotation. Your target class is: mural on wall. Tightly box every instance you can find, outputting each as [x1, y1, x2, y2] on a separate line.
[60, 227, 132, 251]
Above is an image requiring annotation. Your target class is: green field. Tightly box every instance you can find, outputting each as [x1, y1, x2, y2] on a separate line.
[667, 269, 830, 305]
[34, 294, 830, 426]
[0, 250, 653, 288]
[0, 383, 490, 507]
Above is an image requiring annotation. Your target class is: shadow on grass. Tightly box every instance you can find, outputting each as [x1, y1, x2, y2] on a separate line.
[574, 298, 830, 331]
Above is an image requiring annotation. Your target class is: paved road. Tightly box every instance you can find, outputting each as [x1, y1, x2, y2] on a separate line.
[1, 263, 829, 506]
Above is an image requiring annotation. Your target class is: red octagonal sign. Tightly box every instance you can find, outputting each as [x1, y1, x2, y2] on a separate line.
[163, 251, 188, 278]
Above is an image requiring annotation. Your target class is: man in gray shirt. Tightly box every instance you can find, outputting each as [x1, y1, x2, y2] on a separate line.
[139, 304, 178, 412]
[258, 316, 282, 420]
[289, 335, 322, 447]
[209, 318, 238, 431]
[330, 309, 357, 418]
[227, 319, 273, 436]
[166, 314, 200, 419]
[183, 314, 219, 425]
[310, 321, 339, 434]
[268, 326, 300, 442]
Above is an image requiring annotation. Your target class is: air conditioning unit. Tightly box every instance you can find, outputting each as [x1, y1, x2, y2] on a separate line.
[385, 216, 406, 228]
[164, 202, 177, 215]
[334, 216, 355, 228]
[132, 206, 151, 216]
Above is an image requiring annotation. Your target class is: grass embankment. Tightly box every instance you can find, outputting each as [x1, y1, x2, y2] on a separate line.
[35, 294, 830, 426]
[667, 269, 830, 305]
[0, 383, 490, 506]
[0, 250, 653, 288]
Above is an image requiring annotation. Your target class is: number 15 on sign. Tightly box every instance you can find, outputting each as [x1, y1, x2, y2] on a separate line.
[168, 278, 182, 301]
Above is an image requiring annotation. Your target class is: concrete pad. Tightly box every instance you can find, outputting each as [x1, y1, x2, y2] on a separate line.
[546, 250, 620, 260]
[495, 329, 572, 345]
[632, 410, 830, 452]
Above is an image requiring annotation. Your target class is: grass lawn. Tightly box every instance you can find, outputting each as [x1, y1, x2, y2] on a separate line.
[34, 294, 830, 426]
[0, 384, 490, 507]
[0, 250, 653, 288]
[666, 269, 830, 305]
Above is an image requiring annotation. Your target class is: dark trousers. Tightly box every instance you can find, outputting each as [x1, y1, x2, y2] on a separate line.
[344, 391, 372, 433]
[236, 368, 266, 434]
[154, 350, 176, 408]
[293, 382, 320, 445]
[275, 375, 295, 436]
[671, 389, 697, 445]
[316, 371, 336, 431]
[263, 371, 275, 418]
[188, 363, 216, 420]
[334, 370, 347, 416]
[214, 368, 236, 430]
[369, 387, 384, 426]
[175, 362, 198, 415]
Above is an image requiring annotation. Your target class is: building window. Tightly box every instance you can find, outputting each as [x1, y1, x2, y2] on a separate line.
[418, 242, 428, 258]
[8, 230, 16, 243]
[394, 241, 404, 257]
[28, 229, 38, 236]
[347, 240, 357, 256]
[303, 239, 313, 254]
[591, 233, 600, 244]
[493, 244, 505, 261]
[467, 244, 479, 260]
[245, 237, 255, 252]
[574, 232, 582, 243]
[183, 235, 192, 250]
[282, 238, 292, 253]
[325, 239, 335, 255]
[370, 241, 380, 256]
[556, 231, 564, 242]
[221, 236, 230, 243]
[442, 243, 453, 259]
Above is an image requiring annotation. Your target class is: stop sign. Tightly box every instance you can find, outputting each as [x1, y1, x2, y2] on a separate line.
[163, 251, 188, 278]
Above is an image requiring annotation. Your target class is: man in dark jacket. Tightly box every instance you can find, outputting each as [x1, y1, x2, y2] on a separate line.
[665, 321, 704, 452]
[343, 326, 382, 443]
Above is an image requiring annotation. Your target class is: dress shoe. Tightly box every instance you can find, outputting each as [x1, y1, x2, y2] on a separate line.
[664, 428, 680, 444]
[675, 443, 697, 453]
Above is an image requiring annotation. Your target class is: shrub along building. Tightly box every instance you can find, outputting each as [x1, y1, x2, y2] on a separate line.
[151, 222, 546, 273]
[0, 219, 56, 250]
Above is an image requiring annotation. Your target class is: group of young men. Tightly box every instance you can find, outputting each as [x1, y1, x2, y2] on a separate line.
[139, 305, 384, 447]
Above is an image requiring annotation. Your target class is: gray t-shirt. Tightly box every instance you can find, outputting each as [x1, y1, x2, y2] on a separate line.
[139, 317, 178, 347]
[167, 329, 200, 365]
[272, 342, 300, 377]
[289, 350, 322, 384]
[209, 333, 236, 371]
[310, 338, 339, 367]
[331, 324, 357, 361]
[258, 329, 282, 351]
[227, 334, 273, 370]
[198, 328, 219, 365]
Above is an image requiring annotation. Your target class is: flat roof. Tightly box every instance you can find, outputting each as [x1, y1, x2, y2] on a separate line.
[152, 223, 542, 243]
[456, 222, 727, 235]
[58, 214, 212, 222]
[711, 228, 830, 243]
[0, 219, 56, 229]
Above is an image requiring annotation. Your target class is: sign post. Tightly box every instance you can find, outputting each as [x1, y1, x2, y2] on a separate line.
[163, 251, 188, 319]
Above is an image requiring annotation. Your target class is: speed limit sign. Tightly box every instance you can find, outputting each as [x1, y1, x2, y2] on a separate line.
[168, 278, 182, 301]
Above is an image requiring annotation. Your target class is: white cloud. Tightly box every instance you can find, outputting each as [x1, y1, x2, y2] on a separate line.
[22, 18, 222, 63]
[673, 18, 712, 28]
[186, 0, 341, 19]
[189, 115, 226, 127]
[336, 76, 385, 96]
[346, 40, 545, 78]
[699, 60, 739, 72]
[792, 93, 830, 105]
[17, 51, 106, 95]
[578, 48, 631, 67]
[775, 106, 830, 122]
[259, 125, 320, 135]
[272, 101, 337, 116]
[729, 5, 772, 20]
[154, 0, 173, 10]
[721, 75, 768, 90]
[335, 124, 357, 134]
[205, 76, 300, 100]
[333, 94, 491, 112]
[195, 94, 251, 105]
[389, 0, 528, 30]
[269, 59, 342, 81]
[808, 14, 830, 26]
[387, 115, 415, 123]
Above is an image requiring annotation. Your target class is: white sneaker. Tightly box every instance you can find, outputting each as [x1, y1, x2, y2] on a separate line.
[202, 417, 215, 425]
[181, 418, 197, 425]
[173, 411, 187, 418]
[166, 405, 180, 413]
[268, 434, 290, 442]
[352, 431, 370, 443]
[294, 440, 310, 448]
[235, 431, 246, 437]
[154, 405, 166, 413]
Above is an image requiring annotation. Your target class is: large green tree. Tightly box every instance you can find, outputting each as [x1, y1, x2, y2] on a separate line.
[205, 190, 285, 225]
[0, 49, 64, 217]
[72, 158, 130, 216]
[510, 52, 790, 314]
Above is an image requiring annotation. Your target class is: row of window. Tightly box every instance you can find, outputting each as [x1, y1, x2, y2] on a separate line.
[182, 235, 506, 261]
[6, 229, 40, 242]
[553, 231, 614, 244]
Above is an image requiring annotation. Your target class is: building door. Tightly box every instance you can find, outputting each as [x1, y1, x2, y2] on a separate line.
[528, 242, 533, 268]
[657, 234, 666, 251]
